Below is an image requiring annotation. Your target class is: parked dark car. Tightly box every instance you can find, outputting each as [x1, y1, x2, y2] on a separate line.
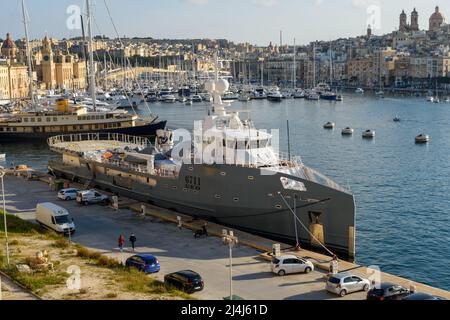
[164, 270, 204, 294]
[402, 293, 447, 301]
[125, 254, 160, 274]
[367, 282, 410, 300]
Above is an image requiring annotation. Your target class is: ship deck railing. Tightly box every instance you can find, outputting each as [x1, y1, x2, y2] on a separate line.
[48, 133, 151, 153]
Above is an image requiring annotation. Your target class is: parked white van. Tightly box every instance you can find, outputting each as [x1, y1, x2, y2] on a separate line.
[36, 203, 76, 234]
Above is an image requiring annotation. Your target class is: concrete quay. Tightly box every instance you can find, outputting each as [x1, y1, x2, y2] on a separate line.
[2, 171, 450, 300]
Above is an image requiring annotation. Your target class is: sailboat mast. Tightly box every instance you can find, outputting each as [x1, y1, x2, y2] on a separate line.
[329, 43, 333, 86]
[86, 0, 97, 111]
[293, 38, 296, 90]
[312, 43, 316, 88]
[21, 0, 34, 105]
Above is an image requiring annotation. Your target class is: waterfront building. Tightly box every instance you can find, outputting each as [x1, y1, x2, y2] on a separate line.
[0, 62, 30, 100]
[0, 33, 30, 100]
[346, 57, 373, 87]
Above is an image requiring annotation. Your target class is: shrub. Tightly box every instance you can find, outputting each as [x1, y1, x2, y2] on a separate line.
[76, 246, 101, 260]
[53, 238, 70, 249]
[97, 255, 122, 268]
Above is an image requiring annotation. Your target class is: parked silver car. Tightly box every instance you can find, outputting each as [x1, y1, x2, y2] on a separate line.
[326, 273, 371, 297]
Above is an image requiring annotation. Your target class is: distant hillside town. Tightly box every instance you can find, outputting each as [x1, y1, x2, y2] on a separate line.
[1, 5, 449, 99]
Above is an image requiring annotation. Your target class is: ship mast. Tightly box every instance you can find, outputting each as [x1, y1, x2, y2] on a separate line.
[21, 0, 35, 107]
[293, 38, 296, 90]
[86, 0, 97, 111]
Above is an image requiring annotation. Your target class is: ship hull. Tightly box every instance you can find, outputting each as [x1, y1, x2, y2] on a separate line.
[0, 121, 167, 142]
[49, 159, 356, 260]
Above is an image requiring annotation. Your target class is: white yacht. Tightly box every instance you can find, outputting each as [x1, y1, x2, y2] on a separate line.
[323, 122, 335, 129]
[415, 134, 430, 144]
[160, 94, 177, 103]
[306, 92, 320, 101]
[341, 127, 354, 135]
[362, 130, 376, 139]
[252, 87, 267, 100]
[222, 91, 239, 101]
[267, 89, 283, 102]
[294, 90, 305, 99]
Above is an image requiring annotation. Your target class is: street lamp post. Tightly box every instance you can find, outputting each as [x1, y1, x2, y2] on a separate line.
[222, 230, 238, 301]
[0, 166, 10, 271]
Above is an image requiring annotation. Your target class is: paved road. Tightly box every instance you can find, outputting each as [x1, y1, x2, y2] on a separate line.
[3, 176, 367, 300]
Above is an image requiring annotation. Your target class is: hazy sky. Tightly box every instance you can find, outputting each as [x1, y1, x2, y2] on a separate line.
[1, 0, 449, 45]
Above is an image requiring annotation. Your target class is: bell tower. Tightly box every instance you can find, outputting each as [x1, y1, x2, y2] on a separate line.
[41, 36, 55, 89]
[399, 10, 408, 32]
[411, 8, 419, 31]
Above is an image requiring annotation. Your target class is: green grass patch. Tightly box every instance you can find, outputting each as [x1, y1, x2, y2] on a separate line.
[8, 271, 66, 292]
[75, 246, 102, 261]
[0, 213, 43, 235]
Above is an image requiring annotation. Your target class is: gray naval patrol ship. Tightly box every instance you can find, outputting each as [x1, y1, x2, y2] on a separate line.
[48, 76, 356, 260]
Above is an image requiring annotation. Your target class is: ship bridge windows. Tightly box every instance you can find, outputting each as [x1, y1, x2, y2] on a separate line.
[24, 118, 29, 122]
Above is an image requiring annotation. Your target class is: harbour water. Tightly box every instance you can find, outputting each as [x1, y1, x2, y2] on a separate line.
[1, 94, 449, 291]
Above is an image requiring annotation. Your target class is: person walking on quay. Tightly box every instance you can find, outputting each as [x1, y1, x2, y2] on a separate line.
[118, 234, 125, 252]
[129, 233, 137, 252]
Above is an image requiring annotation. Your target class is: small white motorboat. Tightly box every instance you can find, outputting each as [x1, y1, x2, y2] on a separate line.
[336, 95, 344, 102]
[323, 122, 335, 129]
[238, 94, 251, 102]
[0, 154, 5, 161]
[306, 93, 320, 101]
[426, 96, 435, 103]
[341, 127, 354, 135]
[415, 134, 430, 144]
[355, 88, 365, 94]
[160, 94, 177, 103]
[362, 130, 376, 139]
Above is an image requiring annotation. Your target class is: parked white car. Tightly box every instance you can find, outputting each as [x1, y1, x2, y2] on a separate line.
[326, 273, 371, 297]
[58, 188, 79, 201]
[36, 202, 76, 234]
[76, 190, 110, 205]
[271, 255, 314, 276]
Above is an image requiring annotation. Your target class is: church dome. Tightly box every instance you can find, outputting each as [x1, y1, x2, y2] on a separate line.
[1, 33, 16, 49]
[430, 6, 444, 21]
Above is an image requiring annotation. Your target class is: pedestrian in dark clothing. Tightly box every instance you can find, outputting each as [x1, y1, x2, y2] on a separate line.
[129, 233, 137, 252]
